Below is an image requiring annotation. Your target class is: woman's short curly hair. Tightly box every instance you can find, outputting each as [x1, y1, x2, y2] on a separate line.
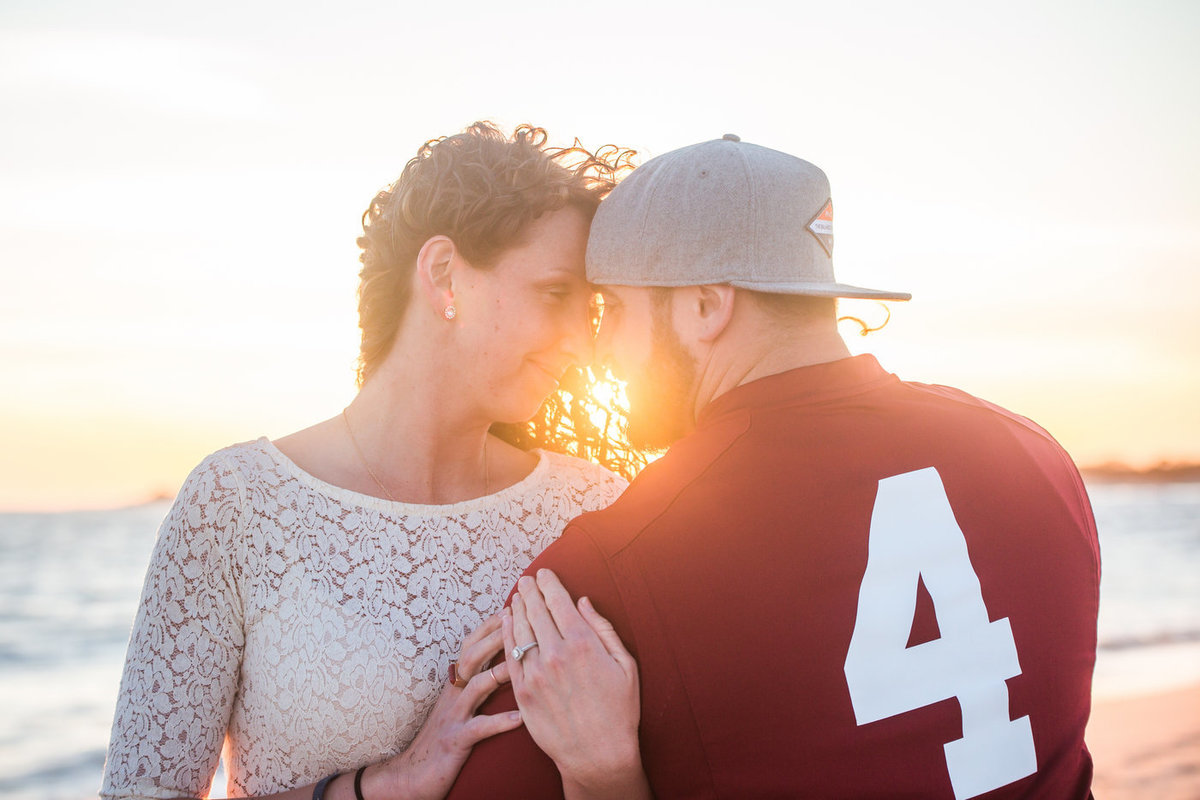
[356, 121, 633, 385]
[355, 122, 648, 478]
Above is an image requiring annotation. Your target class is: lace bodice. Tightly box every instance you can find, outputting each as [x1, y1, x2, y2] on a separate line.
[101, 438, 626, 800]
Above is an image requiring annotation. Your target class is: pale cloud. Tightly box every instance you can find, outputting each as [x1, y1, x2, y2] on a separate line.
[0, 29, 274, 121]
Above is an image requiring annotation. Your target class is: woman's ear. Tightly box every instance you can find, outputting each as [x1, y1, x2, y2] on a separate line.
[415, 235, 458, 317]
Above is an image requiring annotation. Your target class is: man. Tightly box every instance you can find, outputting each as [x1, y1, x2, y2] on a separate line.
[448, 135, 1099, 798]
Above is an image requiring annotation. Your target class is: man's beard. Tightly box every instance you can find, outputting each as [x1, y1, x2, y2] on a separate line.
[624, 312, 696, 452]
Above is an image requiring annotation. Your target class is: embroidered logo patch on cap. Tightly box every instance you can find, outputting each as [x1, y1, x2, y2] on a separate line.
[807, 199, 834, 257]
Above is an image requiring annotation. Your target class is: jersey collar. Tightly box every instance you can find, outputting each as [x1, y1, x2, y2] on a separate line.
[697, 354, 899, 429]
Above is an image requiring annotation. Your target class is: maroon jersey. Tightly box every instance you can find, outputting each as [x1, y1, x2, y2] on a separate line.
[450, 355, 1098, 799]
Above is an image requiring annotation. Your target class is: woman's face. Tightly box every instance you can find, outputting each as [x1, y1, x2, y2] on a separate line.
[454, 205, 594, 423]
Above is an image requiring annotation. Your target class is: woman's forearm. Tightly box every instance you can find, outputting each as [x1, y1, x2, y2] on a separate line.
[247, 762, 405, 800]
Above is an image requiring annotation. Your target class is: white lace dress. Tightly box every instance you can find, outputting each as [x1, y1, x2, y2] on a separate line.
[100, 438, 627, 800]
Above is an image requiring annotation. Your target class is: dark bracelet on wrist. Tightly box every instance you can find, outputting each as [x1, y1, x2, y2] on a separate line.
[353, 764, 368, 800]
[313, 771, 341, 800]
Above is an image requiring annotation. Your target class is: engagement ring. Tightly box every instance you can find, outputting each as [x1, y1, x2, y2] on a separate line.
[511, 641, 539, 661]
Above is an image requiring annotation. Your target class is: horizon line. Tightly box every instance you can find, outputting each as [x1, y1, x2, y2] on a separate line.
[3, 460, 1199, 514]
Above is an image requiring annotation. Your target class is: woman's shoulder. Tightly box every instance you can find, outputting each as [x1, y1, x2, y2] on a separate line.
[148, 441, 271, 559]
[534, 451, 629, 501]
[168, 437, 288, 512]
[186, 437, 276, 484]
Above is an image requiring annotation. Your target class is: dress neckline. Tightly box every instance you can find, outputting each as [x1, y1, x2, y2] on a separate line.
[255, 436, 550, 516]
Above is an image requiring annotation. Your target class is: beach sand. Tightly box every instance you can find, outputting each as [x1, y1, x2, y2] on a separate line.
[1087, 683, 1200, 799]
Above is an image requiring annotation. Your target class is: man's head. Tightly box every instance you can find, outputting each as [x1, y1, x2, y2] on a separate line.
[588, 134, 909, 447]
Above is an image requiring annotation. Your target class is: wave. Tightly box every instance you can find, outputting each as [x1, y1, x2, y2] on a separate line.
[0, 747, 107, 795]
[1098, 629, 1200, 651]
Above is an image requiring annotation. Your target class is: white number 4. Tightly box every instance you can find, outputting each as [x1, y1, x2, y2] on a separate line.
[844, 468, 1037, 800]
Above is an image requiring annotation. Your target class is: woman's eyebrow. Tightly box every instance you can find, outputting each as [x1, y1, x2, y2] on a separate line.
[537, 268, 586, 282]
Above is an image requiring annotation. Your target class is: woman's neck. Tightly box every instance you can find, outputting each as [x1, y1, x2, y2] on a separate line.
[345, 363, 495, 504]
[276, 316, 539, 505]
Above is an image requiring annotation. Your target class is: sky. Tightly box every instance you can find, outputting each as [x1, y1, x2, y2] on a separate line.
[1, 0, 1198, 510]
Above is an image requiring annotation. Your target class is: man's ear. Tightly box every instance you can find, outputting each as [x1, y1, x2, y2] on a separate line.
[676, 284, 737, 344]
[414, 235, 458, 316]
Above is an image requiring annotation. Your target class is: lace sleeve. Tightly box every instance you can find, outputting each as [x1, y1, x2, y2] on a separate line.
[101, 453, 248, 800]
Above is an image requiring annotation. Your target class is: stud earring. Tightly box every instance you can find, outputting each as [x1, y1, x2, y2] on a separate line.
[443, 305, 457, 321]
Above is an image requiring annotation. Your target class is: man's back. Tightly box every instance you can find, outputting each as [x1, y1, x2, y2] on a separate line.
[451, 355, 1098, 798]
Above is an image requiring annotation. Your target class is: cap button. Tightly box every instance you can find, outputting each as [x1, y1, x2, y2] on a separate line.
[722, 133, 741, 142]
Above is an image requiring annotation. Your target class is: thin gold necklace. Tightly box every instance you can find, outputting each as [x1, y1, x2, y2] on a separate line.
[341, 408, 489, 501]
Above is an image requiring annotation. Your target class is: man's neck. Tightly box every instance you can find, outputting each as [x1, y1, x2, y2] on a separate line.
[689, 323, 852, 425]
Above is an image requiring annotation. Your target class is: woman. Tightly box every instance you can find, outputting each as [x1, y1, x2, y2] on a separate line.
[101, 123, 641, 800]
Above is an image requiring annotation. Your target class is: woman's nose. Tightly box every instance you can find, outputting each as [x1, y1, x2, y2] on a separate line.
[559, 301, 594, 367]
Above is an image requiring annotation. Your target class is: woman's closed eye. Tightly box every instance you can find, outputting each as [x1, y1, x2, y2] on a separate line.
[535, 279, 571, 300]
[539, 282, 590, 310]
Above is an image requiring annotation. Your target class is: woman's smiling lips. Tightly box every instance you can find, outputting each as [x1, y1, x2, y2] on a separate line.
[529, 360, 567, 386]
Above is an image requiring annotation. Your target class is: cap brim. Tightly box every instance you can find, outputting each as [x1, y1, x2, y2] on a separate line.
[727, 280, 911, 301]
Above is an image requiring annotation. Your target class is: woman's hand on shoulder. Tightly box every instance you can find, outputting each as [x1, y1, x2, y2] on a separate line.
[365, 613, 521, 800]
[505, 569, 650, 800]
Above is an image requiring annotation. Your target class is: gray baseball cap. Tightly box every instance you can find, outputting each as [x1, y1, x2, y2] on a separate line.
[586, 134, 911, 301]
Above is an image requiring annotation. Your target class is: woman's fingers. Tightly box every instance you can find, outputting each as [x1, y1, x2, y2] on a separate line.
[517, 574, 563, 649]
[534, 569, 589, 638]
[462, 707, 524, 745]
[458, 626, 504, 677]
[488, 658, 510, 686]
[501, 605, 519, 673]
[455, 613, 505, 679]
[578, 596, 637, 672]
[461, 612, 502, 649]
[509, 591, 539, 660]
[457, 660, 512, 713]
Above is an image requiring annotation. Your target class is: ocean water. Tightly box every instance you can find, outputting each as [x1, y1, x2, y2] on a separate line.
[0, 482, 1197, 800]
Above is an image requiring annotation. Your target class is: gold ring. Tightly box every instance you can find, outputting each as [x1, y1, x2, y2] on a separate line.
[449, 661, 471, 689]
